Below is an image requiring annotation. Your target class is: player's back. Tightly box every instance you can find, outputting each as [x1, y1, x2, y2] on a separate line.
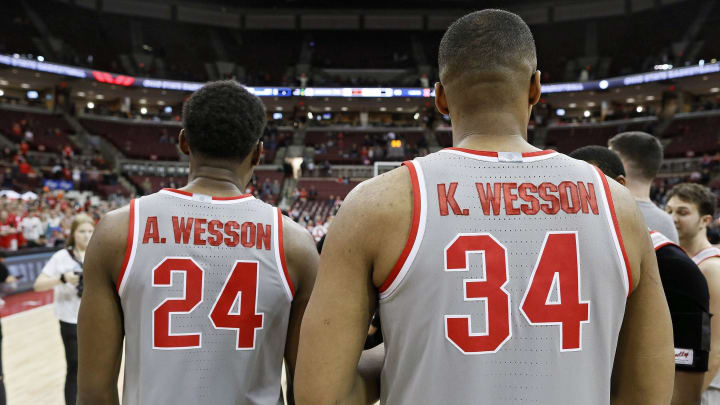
[378, 148, 630, 405]
[117, 188, 293, 405]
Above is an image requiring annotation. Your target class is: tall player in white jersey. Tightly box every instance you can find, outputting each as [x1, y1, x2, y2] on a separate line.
[664, 183, 720, 403]
[295, 9, 674, 405]
[77, 81, 318, 405]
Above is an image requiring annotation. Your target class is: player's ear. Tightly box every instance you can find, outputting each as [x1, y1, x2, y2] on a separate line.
[178, 129, 190, 156]
[434, 82, 450, 115]
[249, 141, 263, 166]
[529, 70, 541, 106]
[701, 213, 713, 227]
[615, 175, 626, 186]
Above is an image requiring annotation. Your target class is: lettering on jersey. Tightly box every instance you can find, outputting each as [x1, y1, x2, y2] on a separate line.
[165, 216, 271, 249]
[476, 183, 502, 216]
[143, 217, 162, 244]
[437, 183, 470, 216]
[434, 182, 600, 216]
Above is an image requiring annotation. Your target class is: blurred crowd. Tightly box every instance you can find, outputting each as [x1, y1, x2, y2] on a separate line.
[0, 193, 121, 252]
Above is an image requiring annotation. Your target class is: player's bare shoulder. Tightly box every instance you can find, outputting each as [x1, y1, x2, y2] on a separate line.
[340, 163, 413, 228]
[84, 202, 131, 283]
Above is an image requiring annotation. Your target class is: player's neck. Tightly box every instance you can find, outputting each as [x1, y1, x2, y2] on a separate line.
[451, 112, 537, 153]
[184, 166, 250, 197]
[681, 231, 712, 256]
[624, 178, 652, 202]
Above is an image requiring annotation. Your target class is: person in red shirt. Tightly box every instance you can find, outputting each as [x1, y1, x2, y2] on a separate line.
[19, 142, 30, 155]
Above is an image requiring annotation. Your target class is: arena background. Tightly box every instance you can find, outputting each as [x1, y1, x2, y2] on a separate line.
[0, 0, 719, 403]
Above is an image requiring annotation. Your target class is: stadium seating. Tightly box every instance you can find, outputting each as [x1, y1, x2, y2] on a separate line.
[79, 117, 180, 160]
[545, 120, 654, 154]
[663, 113, 720, 157]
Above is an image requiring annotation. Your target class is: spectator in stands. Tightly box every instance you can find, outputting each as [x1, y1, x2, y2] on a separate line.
[20, 209, 43, 248]
[271, 179, 281, 196]
[34, 213, 95, 405]
[0, 211, 18, 251]
[309, 185, 318, 201]
[608, 131, 679, 243]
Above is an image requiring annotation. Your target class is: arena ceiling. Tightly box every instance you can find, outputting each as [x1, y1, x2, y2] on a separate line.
[188, 0, 603, 9]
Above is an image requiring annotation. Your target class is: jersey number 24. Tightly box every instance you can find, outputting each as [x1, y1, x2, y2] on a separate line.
[151, 258, 264, 350]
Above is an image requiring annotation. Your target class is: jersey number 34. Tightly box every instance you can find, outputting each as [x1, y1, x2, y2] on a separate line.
[445, 232, 590, 354]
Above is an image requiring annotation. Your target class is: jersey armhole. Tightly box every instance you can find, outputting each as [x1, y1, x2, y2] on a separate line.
[274, 207, 295, 300]
[378, 160, 427, 301]
[116, 198, 139, 296]
[592, 166, 632, 297]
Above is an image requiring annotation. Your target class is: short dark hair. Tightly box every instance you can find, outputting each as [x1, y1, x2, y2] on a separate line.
[569, 145, 626, 179]
[666, 183, 717, 217]
[438, 9, 537, 81]
[608, 132, 663, 180]
[182, 80, 266, 160]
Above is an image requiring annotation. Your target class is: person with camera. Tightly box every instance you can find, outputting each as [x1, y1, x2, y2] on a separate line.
[34, 214, 94, 405]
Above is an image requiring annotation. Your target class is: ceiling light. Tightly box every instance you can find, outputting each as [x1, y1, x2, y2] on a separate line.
[646, 95, 655, 101]
[96, 94, 104, 100]
[139, 98, 147, 104]
[626, 98, 635, 103]
[140, 107, 148, 115]
[413, 113, 420, 120]
[77, 91, 85, 97]
[380, 107, 387, 112]
[20, 83, 30, 89]
[396, 107, 403, 111]
[157, 100, 165, 106]
[636, 106, 644, 113]
[0, 90, 4, 97]
[584, 110, 591, 118]
[341, 107, 348, 111]
[275, 106, 283, 111]
[87, 102, 94, 109]
[711, 88, 720, 93]
[324, 106, 331, 111]
[568, 103, 577, 108]
[587, 102, 595, 107]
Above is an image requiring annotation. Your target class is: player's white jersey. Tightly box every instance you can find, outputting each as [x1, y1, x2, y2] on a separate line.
[692, 246, 720, 266]
[379, 149, 631, 405]
[117, 189, 293, 405]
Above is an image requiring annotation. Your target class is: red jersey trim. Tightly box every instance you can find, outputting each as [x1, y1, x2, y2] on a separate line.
[212, 194, 254, 201]
[444, 148, 556, 158]
[116, 199, 136, 293]
[163, 188, 193, 197]
[276, 208, 295, 297]
[379, 161, 422, 293]
[162, 188, 252, 200]
[596, 167, 633, 296]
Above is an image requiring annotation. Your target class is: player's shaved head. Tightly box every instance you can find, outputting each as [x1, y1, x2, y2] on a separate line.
[438, 9, 537, 85]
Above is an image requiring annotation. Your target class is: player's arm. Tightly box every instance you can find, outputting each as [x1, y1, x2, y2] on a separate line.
[77, 207, 128, 405]
[609, 179, 675, 405]
[295, 168, 410, 405]
[700, 258, 720, 390]
[282, 216, 319, 404]
[673, 372, 704, 405]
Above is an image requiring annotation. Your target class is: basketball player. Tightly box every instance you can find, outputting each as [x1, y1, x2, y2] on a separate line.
[77, 81, 318, 404]
[664, 184, 720, 402]
[571, 145, 710, 405]
[294, 10, 674, 405]
[608, 132, 679, 243]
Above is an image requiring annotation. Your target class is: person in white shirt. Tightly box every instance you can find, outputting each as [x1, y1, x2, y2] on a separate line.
[20, 211, 43, 247]
[33, 214, 94, 405]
